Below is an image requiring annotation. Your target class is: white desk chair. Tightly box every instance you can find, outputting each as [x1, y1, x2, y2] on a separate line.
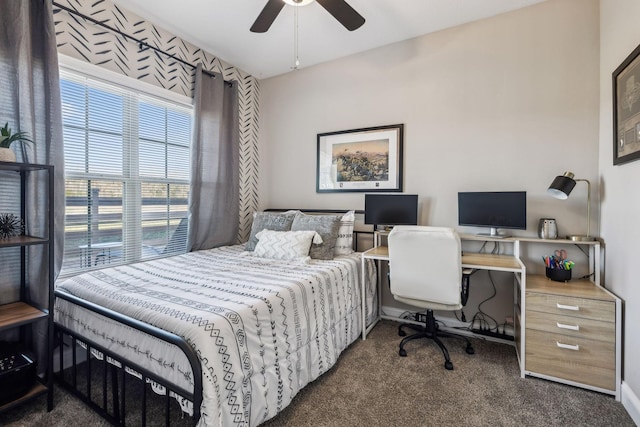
[388, 225, 474, 370]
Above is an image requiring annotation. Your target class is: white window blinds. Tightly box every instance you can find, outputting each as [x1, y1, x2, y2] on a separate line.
[59, 67, 192, 275]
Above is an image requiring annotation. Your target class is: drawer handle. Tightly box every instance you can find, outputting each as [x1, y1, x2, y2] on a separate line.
[556, 303, 579, 311]
[556, 322, 579, 331]
[556, 342, 580, 351]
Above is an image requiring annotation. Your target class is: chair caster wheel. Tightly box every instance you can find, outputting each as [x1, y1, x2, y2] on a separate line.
[445, 361, 454, 370]
[466, 346, 475, 355]
[399, 348, 407, 357]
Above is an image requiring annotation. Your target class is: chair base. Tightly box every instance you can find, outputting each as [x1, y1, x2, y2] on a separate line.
[398, 309, 474, 370]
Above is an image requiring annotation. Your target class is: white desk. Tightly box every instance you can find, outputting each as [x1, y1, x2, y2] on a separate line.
[360, 240, 524, 340]
[360, 232, 621, 400]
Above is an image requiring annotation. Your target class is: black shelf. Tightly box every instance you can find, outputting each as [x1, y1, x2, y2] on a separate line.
[0, 302, 48, 332]
[0, 161, 54, 172]
[0, 162, 54, 414]
[0, 382, 48, 413]
[0, 236, 49, 248]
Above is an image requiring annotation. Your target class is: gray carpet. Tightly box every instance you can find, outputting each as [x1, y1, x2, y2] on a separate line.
[0, 320, 635, 426]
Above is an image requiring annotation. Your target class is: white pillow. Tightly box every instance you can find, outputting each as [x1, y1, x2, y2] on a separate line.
[253, 229, 323, 261]
[334, 210, 355, 255]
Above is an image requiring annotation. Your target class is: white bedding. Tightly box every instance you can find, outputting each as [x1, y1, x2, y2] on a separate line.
[54, 244, 377, 426]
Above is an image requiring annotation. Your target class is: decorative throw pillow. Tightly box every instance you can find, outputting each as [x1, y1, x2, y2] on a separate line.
[291, 212, 341, 260]
[245, 211, 297, 251]
[334, 210, 356, 256]
[253, 230, 322, 261]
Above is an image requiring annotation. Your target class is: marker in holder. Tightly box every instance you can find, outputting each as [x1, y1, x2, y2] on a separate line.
[543, 251, 574, 282]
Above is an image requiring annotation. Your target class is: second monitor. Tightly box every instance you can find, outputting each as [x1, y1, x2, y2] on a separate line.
[458, 191, 527, 237]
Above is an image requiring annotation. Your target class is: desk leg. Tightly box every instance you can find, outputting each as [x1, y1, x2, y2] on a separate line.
[377, 259, 382, 320]
[361, 255, 367, 340]
[361, 257, 382, 340]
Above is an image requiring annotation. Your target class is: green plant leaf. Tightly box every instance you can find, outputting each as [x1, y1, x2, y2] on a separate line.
[0, 122, 32, 148]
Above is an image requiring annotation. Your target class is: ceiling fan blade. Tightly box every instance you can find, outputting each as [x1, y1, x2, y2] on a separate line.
[316, 0, 365, 31]
[250, 0, 286, 33]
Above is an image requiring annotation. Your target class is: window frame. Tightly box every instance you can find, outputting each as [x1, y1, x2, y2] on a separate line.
[58, 55, 193, 278]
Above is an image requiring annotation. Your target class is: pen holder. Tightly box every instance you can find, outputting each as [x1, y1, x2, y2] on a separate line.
[546, 267, 571, 282]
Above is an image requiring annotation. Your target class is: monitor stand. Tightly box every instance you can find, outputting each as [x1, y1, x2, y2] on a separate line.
[476, 227, 510, 239]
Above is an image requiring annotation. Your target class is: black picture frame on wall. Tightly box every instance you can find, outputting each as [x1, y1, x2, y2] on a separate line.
[316, 124, 404, 193]
[613, 42, 640, 165]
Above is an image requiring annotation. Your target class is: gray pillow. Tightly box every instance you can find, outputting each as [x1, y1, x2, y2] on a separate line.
[245, 211, 296, 251]
[291, 213, 341, 260]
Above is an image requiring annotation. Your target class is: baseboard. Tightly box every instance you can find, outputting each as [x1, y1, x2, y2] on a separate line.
[380, 305, 516, 344]
[622, 381, 640, 425]
[381, 305, 472, 330]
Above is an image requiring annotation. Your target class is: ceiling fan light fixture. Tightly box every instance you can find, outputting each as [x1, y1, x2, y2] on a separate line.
[251, 0, 365, 34]
[283, 0, 315, 6]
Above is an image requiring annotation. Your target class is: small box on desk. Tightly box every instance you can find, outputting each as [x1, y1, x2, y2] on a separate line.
[546, 267, 571, 282]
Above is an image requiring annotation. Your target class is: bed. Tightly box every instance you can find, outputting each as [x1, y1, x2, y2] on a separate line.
[53, 210, 377, 426]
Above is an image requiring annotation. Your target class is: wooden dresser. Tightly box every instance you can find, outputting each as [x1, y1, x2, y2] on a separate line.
[524, 275, 619, 395]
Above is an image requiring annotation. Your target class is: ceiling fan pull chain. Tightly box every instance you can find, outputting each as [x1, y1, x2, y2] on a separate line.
[293, 6, 300, 70]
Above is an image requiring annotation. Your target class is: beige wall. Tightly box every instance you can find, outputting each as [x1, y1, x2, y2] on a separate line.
[260, 0, 599, 233]
[600, 0, 640, 421]
[260, 0, 600, 326]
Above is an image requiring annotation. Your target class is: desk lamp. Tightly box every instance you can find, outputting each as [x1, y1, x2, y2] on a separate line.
[547, 171, 595, 241]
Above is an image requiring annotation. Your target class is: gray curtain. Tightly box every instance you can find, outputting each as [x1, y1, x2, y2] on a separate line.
[0, 0, 64, 374]
[188, 64, 239, 251]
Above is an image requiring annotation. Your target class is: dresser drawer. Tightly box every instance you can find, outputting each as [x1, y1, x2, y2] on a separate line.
[525, 329, 615, 391]
[526, 292, 615, 322]
[526, 310, 615, 343]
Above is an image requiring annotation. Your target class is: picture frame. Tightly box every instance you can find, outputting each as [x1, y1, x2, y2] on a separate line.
[316, 124, 404, 193]
[613, 42, 640, 165]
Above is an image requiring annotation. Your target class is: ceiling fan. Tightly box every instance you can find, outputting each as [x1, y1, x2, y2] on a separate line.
[250, 0, 365, 33]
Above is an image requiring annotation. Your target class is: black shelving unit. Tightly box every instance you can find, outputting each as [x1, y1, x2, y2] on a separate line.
[0, 161, 54, 413]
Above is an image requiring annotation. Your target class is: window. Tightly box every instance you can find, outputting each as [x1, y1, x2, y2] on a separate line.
[60, 66, 192, 275]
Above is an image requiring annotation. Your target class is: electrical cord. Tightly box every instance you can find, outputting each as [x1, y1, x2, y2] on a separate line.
[465, 270, 499, 332]
[454, 309, 469, 324]
[478, 271, 499, 330]
[468, 312, 493, 330]
[399, 310, 414, 321]
[496, 320, 514, 335]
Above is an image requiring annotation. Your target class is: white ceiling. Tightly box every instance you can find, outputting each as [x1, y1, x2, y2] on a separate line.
[112, 0, 547, 79]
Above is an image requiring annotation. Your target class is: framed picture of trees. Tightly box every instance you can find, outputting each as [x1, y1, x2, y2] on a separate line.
[316, 124, 403, 193]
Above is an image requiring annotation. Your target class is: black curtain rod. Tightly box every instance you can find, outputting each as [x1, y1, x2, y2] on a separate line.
[52, 1, 232, 85]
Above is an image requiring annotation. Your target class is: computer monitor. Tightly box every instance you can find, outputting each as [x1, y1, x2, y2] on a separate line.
[364, 194, 418, 228]
[457, 191, 526, 237]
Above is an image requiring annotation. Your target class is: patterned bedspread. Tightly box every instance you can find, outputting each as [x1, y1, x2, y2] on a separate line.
[54, 245, 377, 426]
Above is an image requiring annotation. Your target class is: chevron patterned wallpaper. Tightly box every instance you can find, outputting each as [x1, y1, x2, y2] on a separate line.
[52, 0, 259, 243]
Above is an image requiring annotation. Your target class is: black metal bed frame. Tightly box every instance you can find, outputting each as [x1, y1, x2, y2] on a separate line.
[54, 290, 202, 426]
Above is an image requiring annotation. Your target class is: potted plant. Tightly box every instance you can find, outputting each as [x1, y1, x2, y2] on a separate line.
[0, 122, 32, 162]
